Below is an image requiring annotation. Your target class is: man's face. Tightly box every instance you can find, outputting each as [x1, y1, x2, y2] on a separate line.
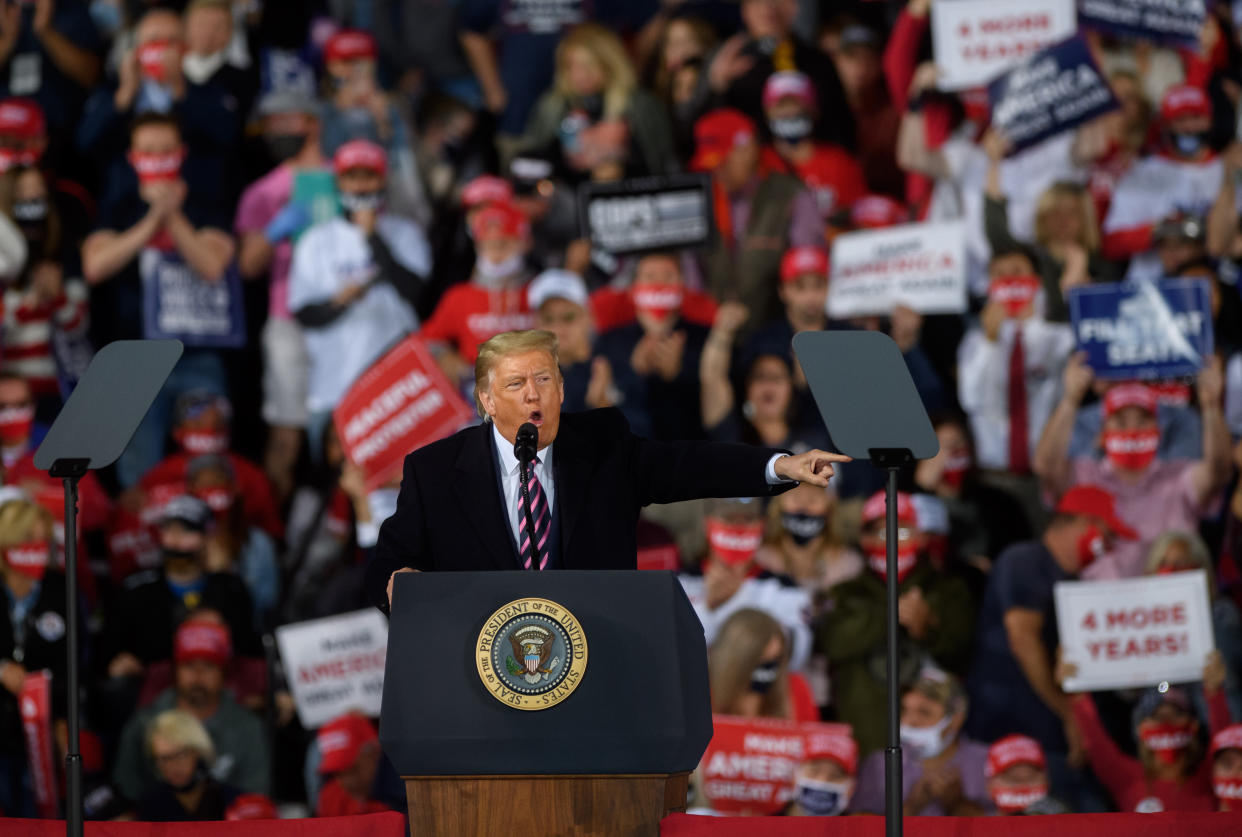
[797, 758, 848, 784]
[779, 272, 828, 327]
[137, 9, 183, 47]
[716, 138, 759, 194]
[184, 6, 231, 57]
[632, 254, 684, 333]
[175, 658, 224, 710]
[131, 123, 182, 158]
[476, 233, 527, 268]
[160, 521, 206, 558]
[338, 168, 383, 197]
[537, 299, 591, 362]
[479, 350, 564, 449]
[741, 0, 796, 40]
[0, 377, 33, 421]
[831, 45, 879, 100]
[151, 733, 198, 789]
[989, 252, 1036, 280]
[1158, 236, 1204, 273]
[339, 743, 381, 799]
[1216, 749, 1242, 780]
[991, 762, 1046, 789]
[1103, 404, 1158, 433]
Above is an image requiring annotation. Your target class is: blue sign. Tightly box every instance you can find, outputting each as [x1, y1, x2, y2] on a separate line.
[1079, 0, 1205, 48]
[989, 36, 1119, 154]
[1068, 279, 1214, 380]
[140, 249, 246, 348]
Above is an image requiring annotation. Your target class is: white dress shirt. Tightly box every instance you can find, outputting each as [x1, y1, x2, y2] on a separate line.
[678, 574, 812, 671]
[957, 317, 1075, 470]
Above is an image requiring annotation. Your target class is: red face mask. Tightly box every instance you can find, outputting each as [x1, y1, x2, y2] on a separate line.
[1102, 427, 1159, 471]
[137, 39, 178, 81]
[942, 451, 972, 489]
[1139, 721, 1193, 765]
[990, 784, 1048, 814]
[865, 541, 918, 583]
[5, 541, 49, 581]
[989, 275, 1041, 318]
[195, 487, 235, 515]
[0, 403, 34, 446]
[128, 148, 185, 185]
[631, 283, 683, 324]
[1215, 776, 1242, 809]
[706, 519, 763, 566]
[175, 429, 228, 456]
[1076, 524, 1106, 571]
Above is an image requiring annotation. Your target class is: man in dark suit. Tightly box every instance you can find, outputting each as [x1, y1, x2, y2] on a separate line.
[367, 330, 847, 611]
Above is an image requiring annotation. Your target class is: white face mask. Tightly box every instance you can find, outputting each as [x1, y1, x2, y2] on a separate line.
[474, 253, 525, 287]
[900, 714, 954, 759]
[794, 777, 852, 816]
[182, 51, 227, 85]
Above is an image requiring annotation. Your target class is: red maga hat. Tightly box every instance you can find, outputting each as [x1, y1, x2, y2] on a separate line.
[333, 139, 387, 177]
[1054, 484, 1138, 540]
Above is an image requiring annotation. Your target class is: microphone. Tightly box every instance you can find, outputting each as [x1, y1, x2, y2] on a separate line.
[514, 422, 538, 464]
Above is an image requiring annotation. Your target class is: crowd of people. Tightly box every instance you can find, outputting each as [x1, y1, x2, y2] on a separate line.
[3, 0, 1242, 823]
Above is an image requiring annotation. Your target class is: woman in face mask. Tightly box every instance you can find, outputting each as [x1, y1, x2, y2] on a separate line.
[756, 71, 866, 222]
[756, 482, 861, 595]
[785, 730, 858, 817]
[1058, 652, 1230, 813]
[1212, 725, 1242, 811]
[1146, 531, 1242, 722]
[706, 608, 817, 722]
[984, 734, 1069, 815]
[136, 708, 240, 821]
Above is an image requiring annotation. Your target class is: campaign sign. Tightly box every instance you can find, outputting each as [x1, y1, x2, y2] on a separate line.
[1055, 571, 1215, 692]
[827, 221, 968, 318]
[1079, 0, 1205, 49]
[20, 670, 58, 818]
[989, 36, 1119, 154]
[700, 716, 852, 815]
[275, 609, 389, 729]
[1068, 278, 1214, 380]
[333, 335, 474, 491]
[140, 249, 246, 348]
[579, 174, 712, 255]
[931, 0, 1077, 91]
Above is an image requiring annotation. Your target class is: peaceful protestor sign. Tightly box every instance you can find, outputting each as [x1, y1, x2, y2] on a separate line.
[579, 174, 712, 255]
[827, 221, 967, 318]
[275, 609, 388, 729]
[931, 0, 1077, 91]
[1055, 571, 1215, 693]
[1079, 0, 1205, 48]
[699, 716, 852, 815]
[333, 335, 474, 491]
[1068, 278, 1214, 380]
[989, 36, 1119, 154]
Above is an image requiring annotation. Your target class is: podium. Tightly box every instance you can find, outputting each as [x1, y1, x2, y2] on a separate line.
[381, 570, 712, 837]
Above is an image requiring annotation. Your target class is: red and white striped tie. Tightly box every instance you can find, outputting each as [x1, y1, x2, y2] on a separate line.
[518, 462, 550, 570]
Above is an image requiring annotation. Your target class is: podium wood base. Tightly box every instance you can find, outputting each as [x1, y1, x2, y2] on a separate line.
[404, 772, 689, 837]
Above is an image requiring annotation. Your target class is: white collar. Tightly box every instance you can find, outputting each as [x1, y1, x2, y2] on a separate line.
[491, 422, 553, 476]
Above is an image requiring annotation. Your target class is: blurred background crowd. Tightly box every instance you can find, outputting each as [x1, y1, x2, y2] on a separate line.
[2, 0, 1242, 823]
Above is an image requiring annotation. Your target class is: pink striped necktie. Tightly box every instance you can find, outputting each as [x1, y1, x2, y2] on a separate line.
[518, 461, 550, 570]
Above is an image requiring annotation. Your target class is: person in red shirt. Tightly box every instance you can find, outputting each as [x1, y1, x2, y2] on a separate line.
[758, 71, 866, 224]
[420, 200, 534, 387]
[315, 713, 391, 817]
[1212, 725, 1242, 811]
[1059, 652, 1230, 812]
[136, 390, 283, 541]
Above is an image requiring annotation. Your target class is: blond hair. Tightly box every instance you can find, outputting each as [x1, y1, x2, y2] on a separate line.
[1146, 531, 1217, 599]
[556, 24, 637, 120]
[147, 709, 215, 764]
[473, 330, 562, 419]
[1033, 181, 1099, 252]
[708, 608, 790, 718]
[0, 499, 52, 552]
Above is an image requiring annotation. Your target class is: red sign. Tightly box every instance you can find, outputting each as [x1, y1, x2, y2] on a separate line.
[20, 670, 58, 818]
[334, 336, 474, 491]
[699, 716, 851, 815]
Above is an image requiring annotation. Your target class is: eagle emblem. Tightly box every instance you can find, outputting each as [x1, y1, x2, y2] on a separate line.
[506, 625, 561, 684]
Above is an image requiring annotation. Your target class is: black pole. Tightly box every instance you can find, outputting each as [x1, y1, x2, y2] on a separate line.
[63, 475, 83, 837]
[518, 461, 540, 570]
[884, 465, 903, 837]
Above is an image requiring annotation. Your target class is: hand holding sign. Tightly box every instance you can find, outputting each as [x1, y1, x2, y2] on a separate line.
[1197, 353, 1224, 408]
[1062, 351, 1094, 405]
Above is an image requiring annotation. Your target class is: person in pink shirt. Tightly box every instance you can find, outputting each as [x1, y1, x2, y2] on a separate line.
[233, 91, 328, 504]
[1033, 354, 1231, 579]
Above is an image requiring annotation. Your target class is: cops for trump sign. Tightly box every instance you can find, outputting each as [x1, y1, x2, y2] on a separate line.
[1055, 571, 1215, 692]
[989, 37, 1119, 154]
[1068, 279, 1213, 379]
[931, 0, 1077, 91]
[276, 609, 389, 729]
[827, 221, 967, 318]
[579, 174, 712, 255]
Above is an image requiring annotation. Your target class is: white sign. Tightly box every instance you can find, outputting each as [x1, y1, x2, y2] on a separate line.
[827, 221, 968, 318]
[275, 609, 389, 729]
[1054, 571, 1215, 693]
[931, 0, 1077, 91]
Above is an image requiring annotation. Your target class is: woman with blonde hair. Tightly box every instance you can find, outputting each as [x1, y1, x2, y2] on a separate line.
[707, 607, 817, 722]
[138, 708, 242, 820]
[517, 23, 678, 183]
[756, 482, 861, 597]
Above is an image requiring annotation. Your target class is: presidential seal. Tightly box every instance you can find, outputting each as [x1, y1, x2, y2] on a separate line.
[475, 597, 588, 711]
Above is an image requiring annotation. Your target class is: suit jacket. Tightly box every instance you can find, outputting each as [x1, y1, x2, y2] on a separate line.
[366, 408, 795, 611]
